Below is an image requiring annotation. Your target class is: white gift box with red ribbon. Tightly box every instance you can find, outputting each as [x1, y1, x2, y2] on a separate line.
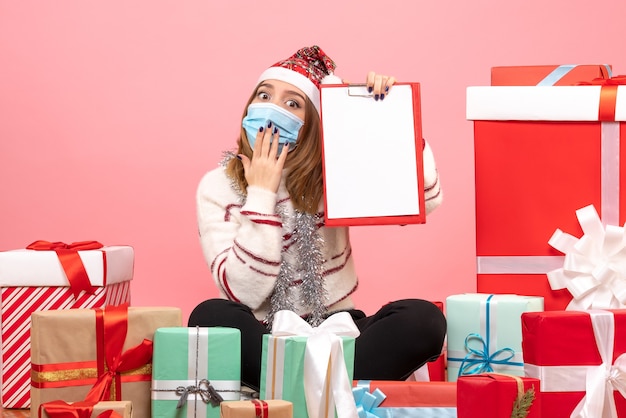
[0, 243, 133, 408]
[468, 82, 626, 310]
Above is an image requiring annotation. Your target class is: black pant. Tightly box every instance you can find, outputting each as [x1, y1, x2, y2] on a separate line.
[188, 298, 446, 390]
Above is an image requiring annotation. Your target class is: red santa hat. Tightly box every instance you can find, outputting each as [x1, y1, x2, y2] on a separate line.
[256, 45, 342, 114]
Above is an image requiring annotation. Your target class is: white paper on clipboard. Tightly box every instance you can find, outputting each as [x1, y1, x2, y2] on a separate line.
[320, 84, 422, 221]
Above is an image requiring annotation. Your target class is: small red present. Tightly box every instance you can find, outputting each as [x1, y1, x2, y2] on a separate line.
[457, 373, 540, 418]
[354, 380, 456, 417]
[522, 310, 626, 417]
[491, 64, 611, 86]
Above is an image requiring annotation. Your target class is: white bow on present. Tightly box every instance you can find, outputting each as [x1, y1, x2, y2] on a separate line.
[525, 311, 626, 418]
[571, 311, 626, 418]
[547, 205, 626, 310]
[271, 310, 360, 418]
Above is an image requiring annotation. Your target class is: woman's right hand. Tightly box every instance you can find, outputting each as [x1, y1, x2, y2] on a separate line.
[238, 121, 289, 193]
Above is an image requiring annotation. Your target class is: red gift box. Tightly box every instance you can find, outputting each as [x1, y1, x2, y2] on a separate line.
[354, 380, 457, 418]
[522, 310, 626, 417]
[0, 242, 133, 408]
[359, 381, 456, 407]
[467, 80, 626, 310]
[491, 64, 612, 86]
[457, 373, 540, 418]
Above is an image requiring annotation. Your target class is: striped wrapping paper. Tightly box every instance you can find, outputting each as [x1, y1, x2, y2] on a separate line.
[0, 245, 133, 408]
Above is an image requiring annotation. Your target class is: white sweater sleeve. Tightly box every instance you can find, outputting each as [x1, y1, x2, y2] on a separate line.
[196, 168, 284, 310]
[423, 139, 442, 215]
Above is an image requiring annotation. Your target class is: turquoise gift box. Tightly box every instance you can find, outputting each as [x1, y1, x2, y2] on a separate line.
[446, 293, 543, 382]
[260, 334, 355, 418]
[151, 326, 241, 418]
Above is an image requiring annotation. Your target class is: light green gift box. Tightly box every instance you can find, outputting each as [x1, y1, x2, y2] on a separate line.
[260, 334, 355, 418]
[151, 326, 241, 418]
[446, 293, 543, 382]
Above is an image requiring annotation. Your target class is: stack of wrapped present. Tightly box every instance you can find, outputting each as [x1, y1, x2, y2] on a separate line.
[454, 63, 626, 417]
[0, 241, 134, 409]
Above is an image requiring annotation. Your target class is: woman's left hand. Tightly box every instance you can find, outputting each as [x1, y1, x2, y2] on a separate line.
[366, 71, 396, 101]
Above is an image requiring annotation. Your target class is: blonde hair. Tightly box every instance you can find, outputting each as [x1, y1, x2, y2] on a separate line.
[225, 85, 324, 214]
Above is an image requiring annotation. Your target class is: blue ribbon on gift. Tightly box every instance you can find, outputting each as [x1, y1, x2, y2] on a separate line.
[353, 384, 456, 418]
[457, 332, 521, 376]
[353, 386, 390, 418]
[448, 294, 524, 377]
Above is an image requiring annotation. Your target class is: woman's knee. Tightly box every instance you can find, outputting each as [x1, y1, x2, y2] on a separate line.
[385, 299, 447, 343]
[188, 298, 254, 326]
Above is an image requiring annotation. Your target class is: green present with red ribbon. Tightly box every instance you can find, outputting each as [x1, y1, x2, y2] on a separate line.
[30, 304, 182, 418]
[0, 241, 134, 409]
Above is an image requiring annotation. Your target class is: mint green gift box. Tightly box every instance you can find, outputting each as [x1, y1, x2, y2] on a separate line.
[259, 334, 355, 418]
[151, 327, 241, 418]
[446, 293, 543, 382]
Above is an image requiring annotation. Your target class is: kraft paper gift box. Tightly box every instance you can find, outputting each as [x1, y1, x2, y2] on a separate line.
[220, 400, 292, 418]
[522, 309, 626, 418]
[446, 293, 543, 382]
[467, 79, 626, 310]
[151, 326, 241, 418]
[353, 380, 457, 417]
[39, 400, 133, 418]
[0, 241, 133, 408]
[491, 64, 612, 86]
[30, 305, 182, 418]
[259, 310, 358, 418]
[457, 373, 540, 418]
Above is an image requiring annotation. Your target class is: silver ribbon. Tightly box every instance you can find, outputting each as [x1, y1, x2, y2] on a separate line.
[175, 378, 223, 408]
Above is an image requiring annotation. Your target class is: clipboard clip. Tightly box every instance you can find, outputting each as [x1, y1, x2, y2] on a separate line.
[346, 84, 373, 98]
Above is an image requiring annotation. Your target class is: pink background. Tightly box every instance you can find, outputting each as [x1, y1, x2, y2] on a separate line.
[2, 1, 625, 322]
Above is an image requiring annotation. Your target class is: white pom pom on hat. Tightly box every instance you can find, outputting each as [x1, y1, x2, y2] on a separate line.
[256, 45, 340, 114]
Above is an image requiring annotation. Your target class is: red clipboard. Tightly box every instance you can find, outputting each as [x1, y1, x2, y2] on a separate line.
[319, 82, 425, 226]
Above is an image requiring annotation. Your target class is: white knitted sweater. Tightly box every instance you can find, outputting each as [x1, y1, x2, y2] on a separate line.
[196, 141, 442, 321]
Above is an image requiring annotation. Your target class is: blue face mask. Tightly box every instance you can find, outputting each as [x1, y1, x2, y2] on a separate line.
[241, 103, 304, 152]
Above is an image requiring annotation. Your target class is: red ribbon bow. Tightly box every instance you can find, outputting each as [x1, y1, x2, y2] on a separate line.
[26, 240, 105, 299]
[84, 304, 154, 403]
[577, 75, 626, 121]
[40, 400, 123, 418]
